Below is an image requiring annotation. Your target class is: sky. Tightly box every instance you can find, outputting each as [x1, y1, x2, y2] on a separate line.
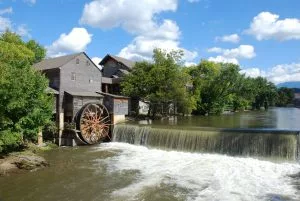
[1, 0, 300, 84]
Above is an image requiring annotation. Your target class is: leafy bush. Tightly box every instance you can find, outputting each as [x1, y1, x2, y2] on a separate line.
[0, 31, 52, 153]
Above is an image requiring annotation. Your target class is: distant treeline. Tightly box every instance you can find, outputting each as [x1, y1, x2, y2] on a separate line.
[121, 49, 295, 117]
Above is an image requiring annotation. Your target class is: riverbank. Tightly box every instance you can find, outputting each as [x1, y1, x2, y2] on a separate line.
[0, 143, 57, 176]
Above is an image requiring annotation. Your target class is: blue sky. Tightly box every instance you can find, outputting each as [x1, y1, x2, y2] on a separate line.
[1, 0, 300, 84]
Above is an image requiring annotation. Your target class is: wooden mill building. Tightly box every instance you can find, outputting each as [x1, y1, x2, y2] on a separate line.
[34, 52, 105, 145]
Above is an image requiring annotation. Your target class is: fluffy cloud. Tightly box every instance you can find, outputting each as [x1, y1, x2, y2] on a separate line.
[207, 45, 256, 64]
[208, 56, 239, 65]
[16, 24, 31, 38]
[80, 0, 177, 34]
[0, 7, 13, 15]
[241, 63, 300, 84]
[215, 34, 240, 43]
[91, 57, 102, 69]
[47, 28, 92, 58]
[246, 12, 300, 41]
[0, 16, 12, 32]
[207, 47, 223, 53]
[0, 7, 31, 37]
[240, 68, 265, 78]
[80, 0, 197, 62]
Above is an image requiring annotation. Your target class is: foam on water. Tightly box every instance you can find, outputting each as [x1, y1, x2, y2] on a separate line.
[96, 142, 300, 201]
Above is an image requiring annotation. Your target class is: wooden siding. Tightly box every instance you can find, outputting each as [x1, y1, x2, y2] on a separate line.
[102, 59, 120, 77]
[72, 96, 103, 119]
[59, 53, 102, 114]
[103, 96, 128, 115]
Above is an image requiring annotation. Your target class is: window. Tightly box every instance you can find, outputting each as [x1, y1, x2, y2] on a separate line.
[76, 58, 80, 64]
[89, 78, 93, 83]
[86, 61, 90, 66]
[71, 72, 76, 81]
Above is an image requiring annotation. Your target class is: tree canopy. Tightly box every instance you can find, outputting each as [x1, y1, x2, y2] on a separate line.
[122, 51, 283, 117]
[0, 31, 52, 153]
[121, 49, 196, 117]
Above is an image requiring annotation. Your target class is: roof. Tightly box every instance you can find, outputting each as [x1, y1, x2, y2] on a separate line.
[97, 91, 129, 99]
[101, 77, 122, 84]
[100, 54, 135, 69]
[34, 52, 82, 71]
[46, 87, 59, 94]
[65, 91, 103, 97]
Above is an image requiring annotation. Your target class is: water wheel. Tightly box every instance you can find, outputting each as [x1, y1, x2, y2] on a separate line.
[76, 103, 110, 144]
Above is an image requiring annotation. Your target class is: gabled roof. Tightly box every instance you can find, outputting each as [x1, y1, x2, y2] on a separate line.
[100, 54, 135, 69]
[34, 52, 82, 71]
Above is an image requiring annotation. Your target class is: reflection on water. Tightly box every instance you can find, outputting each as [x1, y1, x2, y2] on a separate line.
[137, 108, 300, 130]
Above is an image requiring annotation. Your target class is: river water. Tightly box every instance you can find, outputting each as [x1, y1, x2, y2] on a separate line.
[0, 108, 300, 201]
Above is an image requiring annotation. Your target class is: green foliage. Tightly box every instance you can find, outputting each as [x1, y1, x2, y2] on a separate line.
[122, 49, 196, 117]
[275, 87, 294, 107]
[26, 40, 46, 63]
[188, 61, 241, 114]
[0, 31, 52, 153]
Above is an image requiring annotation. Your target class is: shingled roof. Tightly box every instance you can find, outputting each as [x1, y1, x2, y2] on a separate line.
[34, 52, 82, 71]
[100, 54, 135, 69]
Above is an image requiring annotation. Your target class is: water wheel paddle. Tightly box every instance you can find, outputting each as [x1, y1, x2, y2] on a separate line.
[76, 103, 110, 144]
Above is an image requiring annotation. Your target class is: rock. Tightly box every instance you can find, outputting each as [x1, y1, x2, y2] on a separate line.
[14, 155, 49, 170]
[0, 152, 49, 176]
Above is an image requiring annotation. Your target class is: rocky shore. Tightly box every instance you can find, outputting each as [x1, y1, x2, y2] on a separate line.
[0, 151, 49, 176]
[0, 143, 57, 176]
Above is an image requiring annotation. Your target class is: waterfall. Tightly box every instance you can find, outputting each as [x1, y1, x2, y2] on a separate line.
[113, 124, 300, 160]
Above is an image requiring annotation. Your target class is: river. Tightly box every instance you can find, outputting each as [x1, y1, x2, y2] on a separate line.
[0, 107, 300, 201]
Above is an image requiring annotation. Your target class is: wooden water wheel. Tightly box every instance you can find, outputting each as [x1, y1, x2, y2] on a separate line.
[76, 103, 110, 144]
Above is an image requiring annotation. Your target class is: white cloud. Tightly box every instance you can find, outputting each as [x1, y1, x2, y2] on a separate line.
[80, 0, 177, 34]
[0, 7, 13, 15]
[16, 24, 31, 38]
[0, 16, 12, 32]
[47, 27, 92, 57]
[80, 0, 197, 63]
[185, 61, 197, 67]
[188, 0, 200, 3]
[246, 12, 300, 41]
[215, 34, 240, 43]
[207, 45, 256, 64]
[91, 57, 102, 69]
[223, 45, 256, 59]
[118, 34, 198, 62]
[241, 63, 300, 84]
[240, 68, 266, 78]
[208, 56, 239, 65]
[23, 0, 36, 5]
[207, 47, 223, 53]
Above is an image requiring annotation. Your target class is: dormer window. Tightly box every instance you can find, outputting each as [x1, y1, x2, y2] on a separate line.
[71, 72, 76, 81]
[76, 58, 80, 64]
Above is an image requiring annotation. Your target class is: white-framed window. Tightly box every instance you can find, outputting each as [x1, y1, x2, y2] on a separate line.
[71, 72, 76, 81]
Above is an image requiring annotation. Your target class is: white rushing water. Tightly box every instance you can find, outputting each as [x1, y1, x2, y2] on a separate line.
[95, 142, 300, 201]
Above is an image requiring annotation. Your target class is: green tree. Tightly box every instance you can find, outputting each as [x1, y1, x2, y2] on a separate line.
[26, 40, 46, 63]
[251, 77, 277, 110]
[188, 60, 241, 115]
[275, 87, 294, 107]
[0, 31, 52, 153]
[121, 49, 195, 117]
